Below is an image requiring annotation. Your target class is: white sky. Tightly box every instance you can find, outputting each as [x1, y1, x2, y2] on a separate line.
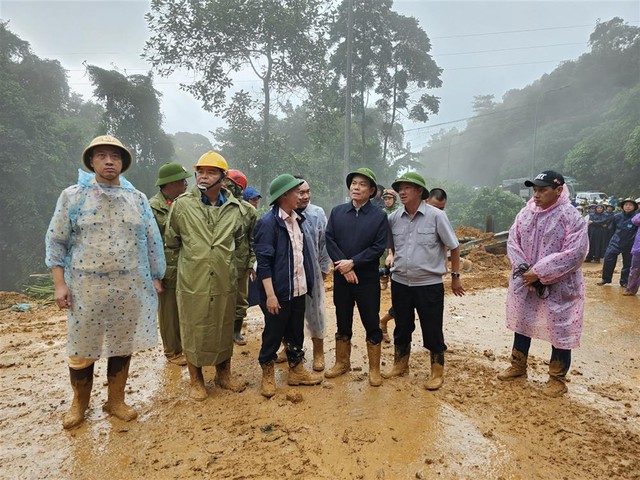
[1, 0, 638, 148]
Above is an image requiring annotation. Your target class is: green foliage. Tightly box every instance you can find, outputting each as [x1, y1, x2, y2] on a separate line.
[458, 187, 524, 233]
[170, 132, 213, 171]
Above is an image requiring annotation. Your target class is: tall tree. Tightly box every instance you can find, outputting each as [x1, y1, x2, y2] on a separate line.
[144, 0, 329, 195]
[85, 66, 174, 195]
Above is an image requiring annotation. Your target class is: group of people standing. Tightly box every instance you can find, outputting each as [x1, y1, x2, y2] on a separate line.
[45, 135, 621, 431]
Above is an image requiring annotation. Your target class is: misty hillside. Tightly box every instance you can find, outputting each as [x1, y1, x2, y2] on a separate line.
[418, 17, 640, 197]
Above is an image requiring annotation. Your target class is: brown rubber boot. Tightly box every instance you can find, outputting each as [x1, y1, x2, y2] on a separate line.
[62, 364, 94, 429]
[103, 356, 137, 421]
[187, 361, 208, 401]
[543, 360, 568, 397]
[312, 337, 325, 372]
[324, 336, 351, 378]
[288, 361, 323, 386]
[425, 352, 445, 391]
[367, 341, 382, 387]
[497, 349, 528, 381]
[260, 361, 276, 398]
[381, 343, 410, 379]
[380, 315, 391, 343]
[233, 319, 247, 346]
[214, 358, 247, 392]
[380, 275, 389, 290]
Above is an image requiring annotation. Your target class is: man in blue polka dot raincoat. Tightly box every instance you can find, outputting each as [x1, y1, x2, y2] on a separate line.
[45, 135, 166, 429]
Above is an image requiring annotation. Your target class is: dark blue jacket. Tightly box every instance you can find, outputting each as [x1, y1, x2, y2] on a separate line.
[254, 205, 314, 303]
[608, 211, 639, 252]
[325, 200, 389, 280]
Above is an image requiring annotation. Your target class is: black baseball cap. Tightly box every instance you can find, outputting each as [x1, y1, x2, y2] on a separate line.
[524, 170, 565, 188]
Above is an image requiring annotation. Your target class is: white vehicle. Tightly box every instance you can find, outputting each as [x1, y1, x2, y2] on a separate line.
[576, 191, 607, 204]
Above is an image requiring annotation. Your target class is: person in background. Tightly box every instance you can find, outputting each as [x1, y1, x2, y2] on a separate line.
[585, 203, 608, 263]
[294, 175, 331, 371]
[598, 198, 639, 288]
[498, 171, 588, 397]
[150, 162, 191, 366]
[379, 188, 400, 292]
[243, 186, 262, 209]
[383, 173, 464, 390]
[370, 183, 386, 209]
[254, 174, 322, 398]
[46, 135, 165, 429]
[623, 209, 640, 296]
[426, 187, 448, 211]
[325, 168, 388, 387]
[165, 151, 246, 401]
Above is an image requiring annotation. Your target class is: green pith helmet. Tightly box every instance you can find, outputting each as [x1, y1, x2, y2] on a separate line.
[346, 167, 378, 198]
[155, 162, 191, 187]
[269, 174, 304, 205]
[82, 135, 133, 172]
[392, 172, 429, 200]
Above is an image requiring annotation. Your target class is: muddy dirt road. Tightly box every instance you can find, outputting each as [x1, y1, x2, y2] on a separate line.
[0, 262, 638, 479]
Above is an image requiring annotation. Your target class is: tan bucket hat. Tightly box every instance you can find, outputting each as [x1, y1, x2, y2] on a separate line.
[82, 135, 133, 172]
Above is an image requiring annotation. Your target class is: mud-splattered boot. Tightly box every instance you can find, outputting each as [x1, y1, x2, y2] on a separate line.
[187, 361, 208, 401]
[380, 275, 389, 290]
[366, 341, 382, 387]
[103, 355, 137, 421]
[233, 319, 247, 346]
[260, 361, 276, 398]
[425, 352, 445, 391]
[543, 360, 568, 397]
[324, 335, 351, 378]
[214, 358, 247, 393]
[311, 337, 325, 372]
[275, 342, 288, 364]
[380, 315, 392, 343]
[288, 361, 323, 386]
[497, 349, 528, 381]
[62, 364, 94, 430]
[381, 343, 410, 379]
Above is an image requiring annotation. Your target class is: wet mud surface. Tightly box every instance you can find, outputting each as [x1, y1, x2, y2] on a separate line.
[0, 261, 638, 479]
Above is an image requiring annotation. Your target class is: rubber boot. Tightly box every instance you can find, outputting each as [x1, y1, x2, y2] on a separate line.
[543, 360, 568, 397]
[380, 315, 391, 343]
[324, 336, 351, 378]
[425, 352, 445, 391]
[214, 358, 246, 392]
[166, 353, 187, 366]
[288, 360, 323, 386]
[187, 361, 208, 401]
[275, 342, 288, 363]
[497, 349, 528, 380]
[380, 275, 389, 290]
[260, 361, 276, 398]
[233, 319, 247, 346]
[367, 341, 382, 387]
[381, 343, 410, 378]
[312, 337, 325, 372]
[62, 364, 94, 430]
[103, 356, 137, 421]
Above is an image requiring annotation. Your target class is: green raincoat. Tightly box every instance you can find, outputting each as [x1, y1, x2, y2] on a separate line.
[165, 186, 243, 367]
[233, 199, 257, 321]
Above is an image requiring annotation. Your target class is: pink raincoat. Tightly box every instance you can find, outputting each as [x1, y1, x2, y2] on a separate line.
[506, 187, 589, 349]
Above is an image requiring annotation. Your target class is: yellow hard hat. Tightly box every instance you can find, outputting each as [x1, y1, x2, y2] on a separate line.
[82, 135, 133, 172]
[193, 151, 228, 172]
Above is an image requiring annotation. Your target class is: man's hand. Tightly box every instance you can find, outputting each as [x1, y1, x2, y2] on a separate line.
[343, 270, 359, 284]
[249, 268, 257, 281]
[54, 283, 72, 309]
[266, 294, 281, 315]
[385, 252, 394, 268]
[153, 279, 164, 295]
[334, 259, 354, 274]
[451, 277, 465, 297]
[521, 268, 541, 292]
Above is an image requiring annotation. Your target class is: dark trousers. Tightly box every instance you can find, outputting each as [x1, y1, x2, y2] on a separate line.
[333, 273, 382, 344]
[391, 280, 446, 353]
[602, 246, 632, 286]
[513, 333, 571, 376]
[258, 295, 305, 365]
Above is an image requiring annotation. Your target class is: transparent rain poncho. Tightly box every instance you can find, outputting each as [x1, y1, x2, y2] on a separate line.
[46, 170, 166, 359]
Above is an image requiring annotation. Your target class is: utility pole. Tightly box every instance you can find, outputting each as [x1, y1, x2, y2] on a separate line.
[343, 0, 354, 201]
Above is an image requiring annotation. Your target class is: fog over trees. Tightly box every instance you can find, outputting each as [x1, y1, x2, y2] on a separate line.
[1, 2, 638, 291]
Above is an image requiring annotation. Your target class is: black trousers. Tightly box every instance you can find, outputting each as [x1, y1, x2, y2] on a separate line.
[513, 333, 571, 375]
[602, 246, 632, 286]
[391, 280, 446, 353]
[258, 295, 305, 365]
[333, 273, 382, 344]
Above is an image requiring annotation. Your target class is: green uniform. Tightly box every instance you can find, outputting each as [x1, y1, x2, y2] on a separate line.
[149, 191, 182, 357]
[233, 200, 257, 322]
[165, 186, 243, 367]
